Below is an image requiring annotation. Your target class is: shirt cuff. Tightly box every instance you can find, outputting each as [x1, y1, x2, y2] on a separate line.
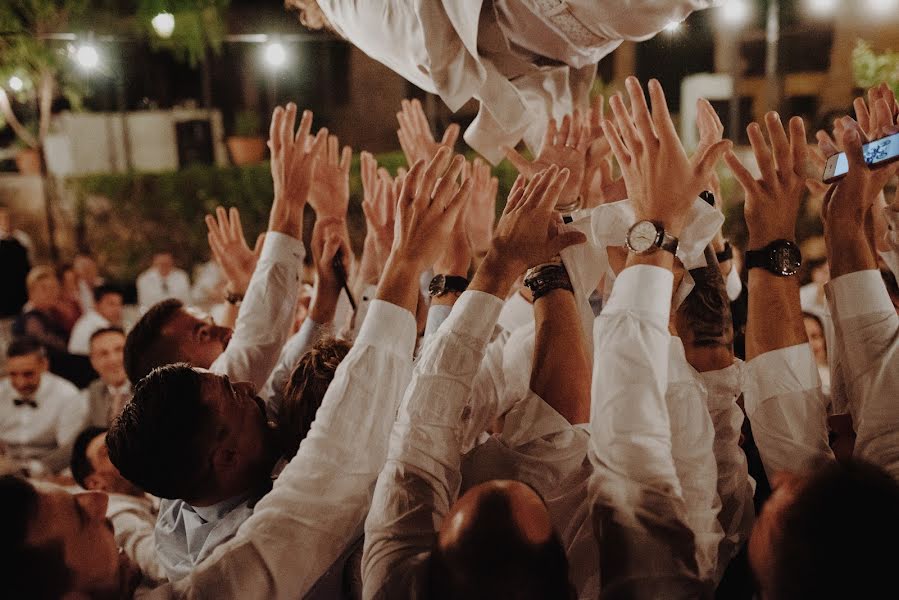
[826, 270, 894, 321]
[258, 231, 305, 265]
[425, 304, 453, 338]
[700, 361, 744, 411]
[438, 290, 504, 342]
[725, 265, 743, 302]
[355, 300, 417, 359]
[744, 344, 819, 416]
[604, 265, 674, 318]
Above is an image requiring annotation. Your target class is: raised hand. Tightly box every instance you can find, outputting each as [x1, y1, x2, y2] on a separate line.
[724, 112, 808, 250]
[692, 97, 725, 172]
[602, 77, 731, 237]
[377, 147, 471, 312]
[309, 133, 352, 220]
[205, 206, 264, 296]
[361, 152, 397, 270]
[310, 215, 352, 324]
[503, 112, 589, 211]
[396, 98, 460, 166]
[268, 104, 326, 236]
[473, 166, 587, 297]
[434, 164, 473, 277]
[464, 158, 498, 256]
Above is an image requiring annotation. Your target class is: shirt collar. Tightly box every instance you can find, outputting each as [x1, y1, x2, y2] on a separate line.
[188, 493, 251, 524]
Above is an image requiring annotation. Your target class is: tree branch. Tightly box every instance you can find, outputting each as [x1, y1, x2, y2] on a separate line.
[0, 88, 38, 149]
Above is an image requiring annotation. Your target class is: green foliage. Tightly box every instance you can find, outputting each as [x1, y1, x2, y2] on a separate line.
[853, 40, 899, 98]
[233, 109, 262, 137]
[136, 0, 230, 67]
[68, 151, 522, 280]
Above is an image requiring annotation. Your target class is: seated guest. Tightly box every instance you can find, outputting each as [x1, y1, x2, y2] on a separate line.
[83, 327, 132, 427]
[0, 337, 87, 475]
[13, 266, 71, 352]
[68, 285, 124, 355]
[136, 251, 192, 312]
[55, 263, 83, 333]
[0, 203, 32, 319]
[73, 252, 105, 312]
[71, 426, 166, 584]
[0, 474, 143, 599]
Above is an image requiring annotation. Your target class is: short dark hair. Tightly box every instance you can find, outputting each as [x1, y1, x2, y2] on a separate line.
[106, 363, 212, 500]
[0, 475, 72, 600]
[281, 337, 352, 458]
[123, 298, 184, 383]
[425, 487, 574, 599]
[678, 248, 733, 347]
[89, 326, 126, 349]
[71, 426, 108, 489]
[93, 284, 122, 304]
[770, 460, 899, 600]
[7, 336, 46, 360]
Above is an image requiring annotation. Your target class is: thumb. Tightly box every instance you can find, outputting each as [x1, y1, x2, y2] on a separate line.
[253, 233, 266, 258]
[694, 139, 733, 180]
[551, 230, 588, 254]
[841, 123, 865, 169]
[502, 145, 533, 175]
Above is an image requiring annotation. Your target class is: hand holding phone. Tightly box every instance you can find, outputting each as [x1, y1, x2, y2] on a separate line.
[823, 131, 899, 183]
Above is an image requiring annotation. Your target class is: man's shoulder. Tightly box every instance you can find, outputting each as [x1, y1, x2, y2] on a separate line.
[42, 373, 82, 399]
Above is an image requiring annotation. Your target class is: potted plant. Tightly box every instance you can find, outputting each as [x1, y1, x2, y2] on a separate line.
[227, 109, 266, 165]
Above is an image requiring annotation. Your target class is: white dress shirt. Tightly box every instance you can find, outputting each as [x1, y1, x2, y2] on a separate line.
[742, 343, 834, 480]
[152, 232, 305, 582]
[317, 0, 711, 163]
[666, 337, 722, 584]
[827, 269, 899, 480]
[0, 373, 87, 473]
[67, 309, 112, 355]
[144, 299, 417, 599]
[106, 493, 167, 585]
[588, 265, 708, 597]
[697, 361, 756, 582]
[363, 290, 507, 598]
[136, 267, 192, 313]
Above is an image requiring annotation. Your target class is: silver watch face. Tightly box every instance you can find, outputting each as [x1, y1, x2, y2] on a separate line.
[428, 274, 446, 297]
[626, 221, 659, 254]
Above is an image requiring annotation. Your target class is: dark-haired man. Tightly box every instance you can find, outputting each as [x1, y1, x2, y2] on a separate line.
[112, 104, 322, 582]
[71, 426, 166, 584]
[0, 337, 86, 475]
[68, 284, 124, 355]
[83, 327, 132, 427]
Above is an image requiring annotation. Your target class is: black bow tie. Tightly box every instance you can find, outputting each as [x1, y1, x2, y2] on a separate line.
[14, 398, 37, 408]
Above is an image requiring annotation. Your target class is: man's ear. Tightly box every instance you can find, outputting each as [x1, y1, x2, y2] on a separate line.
[211, 445, 238, 472]
[83, 472, 108, 492]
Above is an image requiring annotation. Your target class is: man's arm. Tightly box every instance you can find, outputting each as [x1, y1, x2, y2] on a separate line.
[589, 77, 730, 596]
[363, 166, 586, 598]
[209, 107, 325, 389]
[822, 108, 899, 480]
[725, 112, 833, 478]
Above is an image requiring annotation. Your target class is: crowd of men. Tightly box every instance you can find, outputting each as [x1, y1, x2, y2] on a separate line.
[2, 2, 899, 596]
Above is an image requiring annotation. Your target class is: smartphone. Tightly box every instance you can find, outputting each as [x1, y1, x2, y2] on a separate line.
[823, 131, 899, 183]
[332, 250, 357, 312]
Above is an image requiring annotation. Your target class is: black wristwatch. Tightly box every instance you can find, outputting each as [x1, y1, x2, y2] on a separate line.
[428, 274, 469, 298]
[523, 263, 574, 301]
[745, 239, 802, 276]
[715, 241, 733, 263]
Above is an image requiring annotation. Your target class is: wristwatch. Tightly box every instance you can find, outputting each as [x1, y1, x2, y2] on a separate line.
[625, 220, 679, 256]
[225, 291, 244, 305]
[428, 274, 469, 298]
[745, 239, 802, 276]
[523, 263, 573, 301]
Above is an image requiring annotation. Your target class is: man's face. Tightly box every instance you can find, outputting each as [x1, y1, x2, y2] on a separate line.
[748, 472, 807, 593]
[29, 276, 61, 308]
[85, 433, 143, 497]
[197, 370, 277, 493]
[162, 308, 232, 369]
[74, 255, 99, 281]
[153, 253, 175, 277]
[8, 353, 47, 397]
[27, 484, 138, 597]
[95, 292, 124, 325]
[803, 316, 827, 366]
[89, 331, 127, 387]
